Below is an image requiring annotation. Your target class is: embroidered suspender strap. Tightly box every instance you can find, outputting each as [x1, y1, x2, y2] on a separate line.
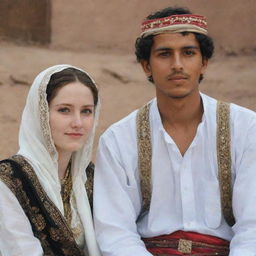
[136, 103, 152, 212]
[216, 101, 235, 226]
[136, 101, 235, 226]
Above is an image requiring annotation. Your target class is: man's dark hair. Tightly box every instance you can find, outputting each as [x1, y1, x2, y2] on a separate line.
[46, 67, 98, 106]
[135, 7, 214, 63]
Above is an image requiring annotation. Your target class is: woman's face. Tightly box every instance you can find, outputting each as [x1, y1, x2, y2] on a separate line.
[49, 81, 95, 155]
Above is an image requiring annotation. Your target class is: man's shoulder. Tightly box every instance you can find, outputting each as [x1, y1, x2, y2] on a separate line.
[230, 102, 256, 128]
[101, 99, 155, 139]
[202, 93, 256, 120]
[104, 109, 138, 136]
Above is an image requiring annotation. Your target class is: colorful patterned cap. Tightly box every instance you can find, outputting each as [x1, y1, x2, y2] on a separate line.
[141, 14, 208, 38]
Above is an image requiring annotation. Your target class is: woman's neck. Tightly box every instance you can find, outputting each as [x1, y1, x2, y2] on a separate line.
[57, 151, 72, 180]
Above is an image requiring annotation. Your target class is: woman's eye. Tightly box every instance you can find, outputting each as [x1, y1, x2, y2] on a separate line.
[58, 107, 70, 113]
[81, 109, 93, 115]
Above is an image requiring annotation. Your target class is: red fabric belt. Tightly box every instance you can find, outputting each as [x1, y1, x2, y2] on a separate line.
[142, 230, 230, 256]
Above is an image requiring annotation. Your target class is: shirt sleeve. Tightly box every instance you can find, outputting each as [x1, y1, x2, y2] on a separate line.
[229, 116, 256, 256]
[0, 180, 43, 256]
[93, 133, 152, 256]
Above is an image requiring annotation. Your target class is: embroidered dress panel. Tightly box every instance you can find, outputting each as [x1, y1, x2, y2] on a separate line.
[0, 155, 85, 256]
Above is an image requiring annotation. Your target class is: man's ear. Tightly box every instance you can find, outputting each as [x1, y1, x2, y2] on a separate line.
[140, 60, 152, 77]
[201, 58, 208, 74]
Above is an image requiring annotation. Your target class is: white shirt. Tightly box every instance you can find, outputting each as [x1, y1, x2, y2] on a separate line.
[94, 93, 256, 256]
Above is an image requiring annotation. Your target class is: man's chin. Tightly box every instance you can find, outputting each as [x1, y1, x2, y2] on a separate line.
[167, 92, 190, 99]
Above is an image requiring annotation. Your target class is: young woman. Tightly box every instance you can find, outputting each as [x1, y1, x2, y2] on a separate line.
[0, 65, 101, 256]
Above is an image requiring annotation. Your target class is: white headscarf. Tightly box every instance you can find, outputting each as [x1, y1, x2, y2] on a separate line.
[18, 64, 101, 256]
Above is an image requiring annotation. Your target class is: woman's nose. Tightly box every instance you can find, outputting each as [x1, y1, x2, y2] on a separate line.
[71, 113, 82, 127]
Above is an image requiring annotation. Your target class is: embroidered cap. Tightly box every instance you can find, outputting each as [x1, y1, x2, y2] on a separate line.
[141, 14, 208, 38]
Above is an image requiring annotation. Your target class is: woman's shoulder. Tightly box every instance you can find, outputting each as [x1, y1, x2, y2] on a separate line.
[0, 155, 31, 193]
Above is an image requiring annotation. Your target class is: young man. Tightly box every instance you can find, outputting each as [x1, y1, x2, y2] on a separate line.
[93, 7, 256, 256]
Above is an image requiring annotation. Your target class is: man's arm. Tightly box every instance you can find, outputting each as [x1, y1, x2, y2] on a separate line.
[93, 133, 152, 256]
[229, 116, 256, 256]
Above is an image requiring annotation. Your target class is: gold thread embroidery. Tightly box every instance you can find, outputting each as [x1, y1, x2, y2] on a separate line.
[136, 101, 235, 226]
[38, 71, 56, 157]
[178, 239, 192, 253]
[136, 103, 152, 212]
[217, 101, 235, 226]
[0, 155, 85, 255]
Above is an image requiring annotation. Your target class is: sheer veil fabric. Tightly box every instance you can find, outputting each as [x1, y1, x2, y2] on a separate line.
[17, 64, 101, 256]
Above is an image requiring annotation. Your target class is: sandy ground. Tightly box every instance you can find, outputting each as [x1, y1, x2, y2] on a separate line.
[0, 42, 255, 159]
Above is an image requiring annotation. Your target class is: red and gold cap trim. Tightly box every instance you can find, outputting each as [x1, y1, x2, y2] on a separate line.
[141, 14, 208, 37]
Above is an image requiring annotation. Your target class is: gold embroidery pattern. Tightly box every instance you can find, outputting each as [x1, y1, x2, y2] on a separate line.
[61, 162, 73, 226]
[0, 155, 85, 256]
[136, 103, 152, 212]
[31, 207, 46, 231]
[0, 162, 16, 191]
[38, 71, 56, 157]
[143, 235, 229, 255]
[178, 239, 192, 253]
[85, 161, 94, 208]
[217, 101, 235, 226]
[136, 101, 235, 226]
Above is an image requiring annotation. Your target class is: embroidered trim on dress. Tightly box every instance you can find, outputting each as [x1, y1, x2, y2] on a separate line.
[0, 155, 86, 256]
[38, 70, 56, 157]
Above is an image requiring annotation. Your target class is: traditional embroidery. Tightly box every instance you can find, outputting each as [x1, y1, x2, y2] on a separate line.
[136, 101, 235, 226]
[0, 155, 86, 256]
[61, 161, 73, 226]
[217, 101, 235, 226]
[85, 161, 94, 209]
[136, 103, 152, 212]
[38, 70, 56, 157]
[140, 14, 208, 38]
[178, 239, 192, 253]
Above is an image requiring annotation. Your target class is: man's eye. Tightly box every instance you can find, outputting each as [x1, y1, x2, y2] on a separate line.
[159, 52, 170, 57]
[184, 50, 195, 56]
[58, 108, 70, 113]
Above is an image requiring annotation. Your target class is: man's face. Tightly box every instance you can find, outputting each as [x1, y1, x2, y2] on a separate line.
[141, 33, 208, 100]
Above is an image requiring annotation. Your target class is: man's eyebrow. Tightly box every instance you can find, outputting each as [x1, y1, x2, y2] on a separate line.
[154, 47, 172, 52]
[154, 46, 200, 52]
[182, 46, 200, 50]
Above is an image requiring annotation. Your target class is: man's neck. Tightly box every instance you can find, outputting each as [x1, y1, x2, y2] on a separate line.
[156, 91, 203, 155]
[157, 91, 203, 127]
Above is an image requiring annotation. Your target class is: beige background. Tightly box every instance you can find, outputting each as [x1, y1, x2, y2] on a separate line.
[51, 0, 256, 54]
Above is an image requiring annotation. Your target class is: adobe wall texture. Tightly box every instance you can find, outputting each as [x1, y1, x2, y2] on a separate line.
[51, 0, 256, 54]
[1, 0, 255, 54]
[0, 0, 51, 44]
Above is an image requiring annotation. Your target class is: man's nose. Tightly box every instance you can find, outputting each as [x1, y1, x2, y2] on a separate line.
[171, 53, 183, 71]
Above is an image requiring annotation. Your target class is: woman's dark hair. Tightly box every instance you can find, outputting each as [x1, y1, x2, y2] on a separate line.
[135, 7, 214, 62]
[46, 67, 98, 106]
